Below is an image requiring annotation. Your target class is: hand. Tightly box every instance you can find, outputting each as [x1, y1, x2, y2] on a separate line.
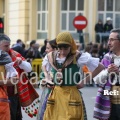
[107, 64, 119, 74]
[41, 78, 55, 88]
[76, 81, 84, 89]
[6, 77, 19, 86]
[40, 79, 47, 86]
[57, 79, 63, 86]
[46, 79, 55, 88]
[14, 57, 22, 65]
[10, 77, 19, 84]
[46, 84, 54, 89]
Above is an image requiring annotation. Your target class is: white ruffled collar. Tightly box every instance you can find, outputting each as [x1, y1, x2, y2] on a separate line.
[56, 52, 66, 63]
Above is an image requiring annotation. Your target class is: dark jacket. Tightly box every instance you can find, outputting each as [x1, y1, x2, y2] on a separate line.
[95, 23, 104, 33]
[25, 48, 42, 59]
[12, 46, 25, 57]
[104, 23, 113, 33]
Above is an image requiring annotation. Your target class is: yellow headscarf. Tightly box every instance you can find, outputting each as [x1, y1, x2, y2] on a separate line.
[56, 31, 77, 54]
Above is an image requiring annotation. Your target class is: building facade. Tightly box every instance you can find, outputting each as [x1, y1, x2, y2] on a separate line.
[0, 0, 120, 45]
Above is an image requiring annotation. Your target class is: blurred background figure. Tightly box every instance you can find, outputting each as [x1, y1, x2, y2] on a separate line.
[0, 18, 4, 34]
[45, 39, 57, 54]
[40, 39, 48, 57]
[98, 43, 109, 62]
[12, 39, 23, 48]
[84, 42, 93, 54]
[25, 40, 42, 63]
[77, 13, 84, 50]
[34, 43, 40, 51]
[12, 39, 25, 57]
[37, 38, 57, 120]
[22, 43, 26, 52]
[76, 42, 81, 51]
[90, 43, 99, 58]
[104, 17, 113, 33]
[95, 19, 104, 43]
[103, 17, 113, 43]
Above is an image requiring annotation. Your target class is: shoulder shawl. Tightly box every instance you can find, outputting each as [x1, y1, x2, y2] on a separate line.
[47, 50, 81, 71]
[93, 52, 113, 120]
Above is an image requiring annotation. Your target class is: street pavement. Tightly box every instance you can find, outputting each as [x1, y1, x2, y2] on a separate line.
[81, 87, 98, 120]
[22, 86, 98, 120]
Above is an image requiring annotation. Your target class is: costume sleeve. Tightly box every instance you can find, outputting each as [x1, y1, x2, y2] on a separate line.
[42, 55, 51, 71]
[15, 52, 31, 72]
[93, 69, 108, 85]
[5, 62, 18, 79]
[77, 52, 100, 72]
[19, 61, 32, 72]
[42, 55, 49, 66]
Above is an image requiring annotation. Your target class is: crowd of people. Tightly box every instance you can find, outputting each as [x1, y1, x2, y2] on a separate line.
[85, 42, 109, 61]
[95, 17, 113, 43]
[0, 28, 120, 120]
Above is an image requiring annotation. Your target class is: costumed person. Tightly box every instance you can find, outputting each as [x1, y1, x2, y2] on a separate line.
[37, 39, 57, 120]
[38, 39, 88, 120]
[93, 28, 120, 120]
[41, 31, 104, 120]
[0, 34, 39, 120]
[0, 49, 18, 120]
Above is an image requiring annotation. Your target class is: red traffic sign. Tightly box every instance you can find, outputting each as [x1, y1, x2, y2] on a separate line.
[73, 15, 88, 30]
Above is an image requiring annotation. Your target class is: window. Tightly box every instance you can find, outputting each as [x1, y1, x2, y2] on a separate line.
[37, 0, 48, 39]
[106, 0, 113, 11]
[115, 14, 120, 28]
[3, 0, 5, 13]
[69, 0, 76, 10]
[62, 13, 67, 30]
[69, 13, 75, 30]
[115, 0, 120, 11]
[78, 0, 84, 10]
[98, 14, 104, 22]
[98, 0, 104, 11]
[97, 0, 120, 29]
[61, 0, 67, 10]
[61, 0, 84, 32]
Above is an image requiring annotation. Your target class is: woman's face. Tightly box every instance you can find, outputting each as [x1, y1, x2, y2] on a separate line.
[58, 46, 71, 57]
[45, 42, 53, 53]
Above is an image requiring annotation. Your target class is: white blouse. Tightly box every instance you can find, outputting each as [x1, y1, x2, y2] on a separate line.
[19, 61, 32, 72]
[5, 60, 32, 79]
[93, 54, 120, 84]
[5, 62, 18, 79]
[42, 52, 100, 72]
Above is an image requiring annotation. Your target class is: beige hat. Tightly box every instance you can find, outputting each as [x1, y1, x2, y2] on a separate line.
[106, 17, 112, 21]
[56, 31, 77, 54]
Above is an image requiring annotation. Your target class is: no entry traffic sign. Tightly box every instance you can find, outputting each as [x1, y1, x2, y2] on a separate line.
[73, 15, 88, 30]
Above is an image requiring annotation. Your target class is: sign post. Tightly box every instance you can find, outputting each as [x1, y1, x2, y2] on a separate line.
[73, 15, 88, 49]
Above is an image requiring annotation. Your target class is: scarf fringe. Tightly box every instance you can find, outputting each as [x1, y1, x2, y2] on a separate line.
[22, 98, 40, 118]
